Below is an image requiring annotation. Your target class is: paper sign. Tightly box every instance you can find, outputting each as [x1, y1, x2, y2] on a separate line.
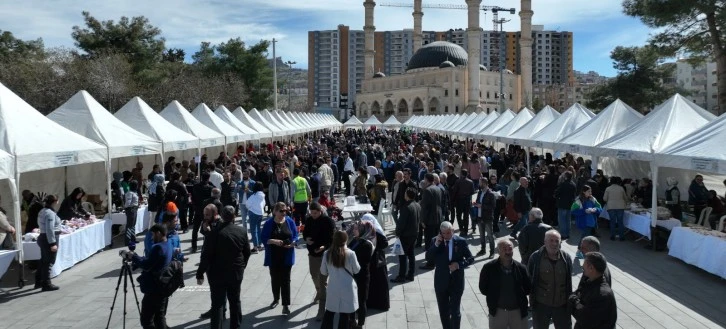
[176, 142, 187, 150]
[535, 141, 543, 148]
[569, 145, 580, 153]
[512, 139, 519, 145]
[691, 158, 718, 172]
[54, 152, 78, 166]
[194, 156, 201, 164]
[131, 146, 145, 155]
[615, 151, 631, 160]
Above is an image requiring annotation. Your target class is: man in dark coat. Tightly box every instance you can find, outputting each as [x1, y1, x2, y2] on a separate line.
[555, 171, 577, 239]
[451, 169, 475, 237]
[479, 239, 531, 329]
[196, 206, 252, 329]
[569, 252, 617, 329]
[510, 177, 532, 238]
[392, 188, 421, 283]
[517, 207, 554, 265]
[191, 172, 214, 253]
[419, 173, 443, 269]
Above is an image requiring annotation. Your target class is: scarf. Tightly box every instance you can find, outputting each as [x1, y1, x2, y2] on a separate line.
[150, 174, 165, 195]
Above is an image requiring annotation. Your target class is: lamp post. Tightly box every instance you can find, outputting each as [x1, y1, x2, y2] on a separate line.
[272, 38, 278, 110]
[284, 60, 296, 111]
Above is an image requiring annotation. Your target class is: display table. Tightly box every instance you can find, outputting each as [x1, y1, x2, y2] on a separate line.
[0, 250, 18, 279]
[342, 203, 374, 214]
[23, 220, 112, 278]
[668, 226, 726, 279]
[105, 205, 149, 234]
[601, 208, 681, 239]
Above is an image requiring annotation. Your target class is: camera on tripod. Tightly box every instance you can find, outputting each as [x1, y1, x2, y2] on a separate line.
[119, 250, 134, 262]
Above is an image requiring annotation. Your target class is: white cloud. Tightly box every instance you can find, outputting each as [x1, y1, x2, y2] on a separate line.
[0, 0, 647, 74]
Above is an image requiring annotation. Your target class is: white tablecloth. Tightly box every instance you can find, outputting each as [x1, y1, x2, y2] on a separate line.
[105, 205, 149, 234]
[600, 210, 681, 239]
[23, 220, 112, 278]
[668, 227, 726, 279]
[0, 250, 18, 279]
[342, 203, 374, 214]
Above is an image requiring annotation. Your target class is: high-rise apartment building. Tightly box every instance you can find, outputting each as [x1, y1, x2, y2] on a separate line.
[309, 24, 572, 113]
[674, 59, 719, 114]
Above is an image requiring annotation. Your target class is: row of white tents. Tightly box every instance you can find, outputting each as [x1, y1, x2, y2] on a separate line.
[343, 114, 402, 129]
[402, 94, 726, 234]
[0, 82, 341, 264]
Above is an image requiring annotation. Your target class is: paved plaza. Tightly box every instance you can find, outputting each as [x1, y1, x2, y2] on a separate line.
[1, 209, 725, 329]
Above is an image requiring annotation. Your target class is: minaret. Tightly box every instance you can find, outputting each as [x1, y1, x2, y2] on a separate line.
[466, 0, 482, 112]
[520, 0, 534, 107]
[364, 0, 376, 79]
[413, 0, 423, 54]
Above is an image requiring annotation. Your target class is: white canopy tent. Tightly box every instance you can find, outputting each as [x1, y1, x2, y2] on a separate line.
[457, 113, 488, 136]
[264, 109, 298, 134]
[296, 112, 322, 130]
[363, 115, 383, 129]
[160, 101, 226, 156]
[477, 110, 516, 138]
[232, 107, 273, 139]
[343, 116, 364, 129]
[557, 99, 643, 155]
[214, 105, 260, 141]
[504, 106, 561, 145]
[0, 83, 107, 263]
[272, 110, 302, 133]
[48, 91, 162, 212]
[280, 111, 309, 132]
[192, 103, 246, 149]
[439, 114, 467, 134]
[490, 108, 535, 143]
[466, 112, 499, 138]
[383, 115, 402, 129]
[0, 150, 12, 180]
[450, 113, 477, 134]
[115, 97, 200, 154]
[250, 108, 289, 136]
[522, 103, 595, 149]
[656, 113, 726, 174]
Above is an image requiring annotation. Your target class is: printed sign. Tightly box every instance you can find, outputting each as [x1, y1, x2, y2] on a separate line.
[615, 151, 631, 160]
[568, 145, 580, 153]
[535, 141, 543, 148]
[54, 152, 78, 166]
[512, 139, 519, 145]
[176, 142, 187, 150]
[131, 146, 145, 155]
[691, 158, 718, 172]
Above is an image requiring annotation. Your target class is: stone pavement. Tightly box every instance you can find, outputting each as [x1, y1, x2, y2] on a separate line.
[1, 209, 725, 329]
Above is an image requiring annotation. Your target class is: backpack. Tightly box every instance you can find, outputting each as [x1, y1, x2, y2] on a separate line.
[157, 259, 185, 297]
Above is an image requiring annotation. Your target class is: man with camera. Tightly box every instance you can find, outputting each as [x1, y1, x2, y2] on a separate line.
[126, 223, 173, 329]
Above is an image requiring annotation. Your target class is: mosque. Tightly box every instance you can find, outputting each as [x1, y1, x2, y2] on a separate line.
[355, 0, 534, 120]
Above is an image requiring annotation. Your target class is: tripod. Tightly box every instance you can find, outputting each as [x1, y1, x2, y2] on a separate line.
[105, 260, 141, 329]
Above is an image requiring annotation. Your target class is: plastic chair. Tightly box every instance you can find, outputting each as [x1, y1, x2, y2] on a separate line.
[717, 215, 726, 232]
[377, 200, 393, 231]
[696, 207, 712, 227]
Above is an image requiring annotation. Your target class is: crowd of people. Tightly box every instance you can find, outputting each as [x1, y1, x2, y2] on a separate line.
[8, 127, 726, 329]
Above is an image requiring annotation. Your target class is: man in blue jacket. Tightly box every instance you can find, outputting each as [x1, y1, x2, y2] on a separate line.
[426, 221, 474, 329]
[131, 224, 172, 329]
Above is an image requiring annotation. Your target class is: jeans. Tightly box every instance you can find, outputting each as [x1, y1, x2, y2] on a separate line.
[435, 289, 463, 329]
[210, 280, 243, 329]
[512, 211, 529, 233]
[477, 219, 495, 253]
[531, 302, 571, 329]
[238, 203, 249, 228]
[124, 206, 138, 247]
[248, 212, 263, 247]
[557, 209, 571, 238]
[140, 292, 169, 329]
[397, 236, 416, 278]
[269, 266, 292, 305]
[608, 209, 625, 238]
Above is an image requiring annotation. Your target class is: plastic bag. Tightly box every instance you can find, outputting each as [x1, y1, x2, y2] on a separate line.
[390, 238, 405, 256]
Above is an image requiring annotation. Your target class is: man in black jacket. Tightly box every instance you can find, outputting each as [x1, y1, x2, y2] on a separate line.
[569, 252, 617, 329]
[555, 171, 577, 239]
[510, 177, 532, 238]
[419, 173, 443, 269]
[451, 169, 475, 237]
[517, 207, 553, 265]
[196, 206, 251, 329]
[392, 188, 421, 283]
[303, 202, 336, 320]
[479, 239, 531, 329]
[579, 236, 612, 288]
[191, 172, 214, 253]
[167, 172, 190, 232]
[474, 177, 497, 257]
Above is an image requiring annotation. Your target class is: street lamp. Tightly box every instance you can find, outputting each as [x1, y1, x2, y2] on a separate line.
[284, 60, 296, 111]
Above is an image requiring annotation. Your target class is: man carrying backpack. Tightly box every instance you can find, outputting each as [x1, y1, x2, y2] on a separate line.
[131, 224, 173, 329]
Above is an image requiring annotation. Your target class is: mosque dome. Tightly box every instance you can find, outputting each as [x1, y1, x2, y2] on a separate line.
[439, 60, 455, 68]
[373, 71, 386, 78]
[406, 41, 468, 71]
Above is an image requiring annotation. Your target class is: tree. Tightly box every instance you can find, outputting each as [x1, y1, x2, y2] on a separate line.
[623, 0, 726, 114]
[71, 11, 165, 73]
[531, 97, 543, 112]
[585, 46, 681, 112]
[162, 48, 185, 63]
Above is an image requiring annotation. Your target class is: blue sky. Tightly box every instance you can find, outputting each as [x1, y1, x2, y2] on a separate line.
[1, 0, 654, 77]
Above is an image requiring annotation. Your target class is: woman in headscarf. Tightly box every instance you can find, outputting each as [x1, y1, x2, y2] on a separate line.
[147, 173, 165, 227]
[664, 177, 682, 220]
[360, 213, 390, 310]
[347, 221, 374, 329]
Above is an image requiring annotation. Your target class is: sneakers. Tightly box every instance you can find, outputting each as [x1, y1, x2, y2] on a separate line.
[575, 251, 584, 259]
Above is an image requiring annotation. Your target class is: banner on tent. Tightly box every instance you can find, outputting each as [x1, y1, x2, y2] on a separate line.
[615, 151, 632, 160]
[205, 140, 218, 147]
[54, 152, 79, 166]
[131, 146, 147, 155]
[535, 141, 543, 148]
[495, 137, 502, 143]
[691, 158, 718, 172]
[568, 145, 581, 154]
[176, 142, 188, 150]
[512, 139, 519, 145]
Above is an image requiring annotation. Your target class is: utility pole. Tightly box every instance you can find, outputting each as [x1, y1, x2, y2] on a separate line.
[285, 60, 297, 111]
[272, 38, 278, 111]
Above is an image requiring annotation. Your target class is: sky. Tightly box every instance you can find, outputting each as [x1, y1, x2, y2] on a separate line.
[1, 0, 655, 77]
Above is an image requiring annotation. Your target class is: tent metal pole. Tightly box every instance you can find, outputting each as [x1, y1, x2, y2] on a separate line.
[106, 149, 113, 214]
[650, 162, 659, 251]
[11, 158, 24, 282]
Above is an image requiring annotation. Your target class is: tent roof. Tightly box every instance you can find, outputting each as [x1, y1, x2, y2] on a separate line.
[278, 110, 306, 132]
[466, 112, 500, 137]
[48, 90, 161, 159]
[264, 109, 297, 133]
[232, 107, 273, 138]
[557, 99, 643, 155]
[0, 83, 106, 172]
[282, 111, 311, 131]
[657, 111, 726, 174]
[505, 106, 561, 145]
[115, 97, 199, 152]
[383, 115, 402, 126]
[363, 116, 383, 126]
[160, 101, 225, 148]
[478, 110, 516, 137]
[457, 113, 488, 134]
[524, 103, 595, 148]
[0, 149, 13, 180]
[344, 116, 364, 126]
[192, 103, 246, 144]
[214, 105, 260, 140]
[490, 108, 535, 141]
[249, 108, 289, 136]
[451, 113, 477, 132]
[594, 94, 716, 161]
[439, 114, 467, 133]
